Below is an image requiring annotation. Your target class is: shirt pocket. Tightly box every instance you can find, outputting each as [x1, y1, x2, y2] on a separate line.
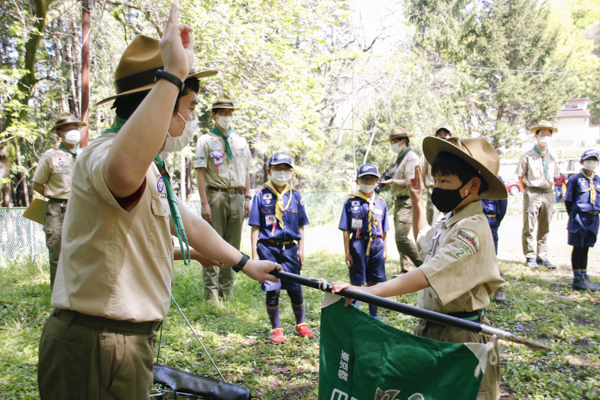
[148, 196, 169, 258]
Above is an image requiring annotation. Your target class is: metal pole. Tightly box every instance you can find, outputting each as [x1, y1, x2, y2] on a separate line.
[80, 0, 92, 148]
[271, 270, 550, 351]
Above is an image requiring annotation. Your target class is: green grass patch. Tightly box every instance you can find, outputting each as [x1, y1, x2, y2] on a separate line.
[1, 250, 599, 399]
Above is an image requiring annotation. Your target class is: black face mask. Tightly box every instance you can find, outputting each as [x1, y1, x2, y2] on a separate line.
[431, 179, 471, 213]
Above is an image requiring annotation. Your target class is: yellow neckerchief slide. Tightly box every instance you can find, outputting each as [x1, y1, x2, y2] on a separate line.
[581, 169, 596, 205]
[348, 191, 376, 256]
[265, 181, 293, 229]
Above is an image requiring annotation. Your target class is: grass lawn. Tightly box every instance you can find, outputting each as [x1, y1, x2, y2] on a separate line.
[1, 213, 599, 399]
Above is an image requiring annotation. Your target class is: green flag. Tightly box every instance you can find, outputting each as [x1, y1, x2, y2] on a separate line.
[319, 295, 494, 400]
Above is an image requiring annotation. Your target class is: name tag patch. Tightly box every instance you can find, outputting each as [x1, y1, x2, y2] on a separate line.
[351, 218, 363, 229]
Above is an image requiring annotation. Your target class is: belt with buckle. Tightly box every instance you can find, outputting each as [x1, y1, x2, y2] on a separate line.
[207, 186, 244, 195]
[350, 233, 381, 241]
[264, 239, 297, 246]
[54, 309, 161, 334]
[587, 211, 600, 215]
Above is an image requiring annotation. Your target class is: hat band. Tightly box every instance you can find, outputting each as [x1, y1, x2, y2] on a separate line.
[55, 117, 80, 126]
[114, 66, 161, 94]
[213, 102, 235, 108]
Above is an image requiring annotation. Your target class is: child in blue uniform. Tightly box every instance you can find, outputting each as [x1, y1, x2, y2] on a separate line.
[249, 152, 313, 343]
[564, 149, 600, 291]
[339, 163, 389, 319]
[481, 176, 509, 302]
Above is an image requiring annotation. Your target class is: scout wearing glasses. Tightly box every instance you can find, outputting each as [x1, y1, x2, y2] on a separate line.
[31, 113, 85, 291]
[564, 149, 600, 291]
[332, 137, 506, 400]
[249, 152, 313, 343]
[195, 92, 254, 303]
[37, 7, 281, 399]
[338, 163, 389, 319]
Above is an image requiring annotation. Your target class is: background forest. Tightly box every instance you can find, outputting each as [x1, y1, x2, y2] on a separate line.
[1, 0, 599, 207]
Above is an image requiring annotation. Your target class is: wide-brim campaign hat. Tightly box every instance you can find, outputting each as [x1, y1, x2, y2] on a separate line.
[357, 163, 380, 178]
[434, 124, 453, 136]
[96, 35, 218, 106]
[51, 112, 86, 133]
[268, 152, 293, 167]
[423, 137, 507, 200]
[529, 120, 557, 134]
[211, 92, 239, 111]
[384, 126, 410, 142]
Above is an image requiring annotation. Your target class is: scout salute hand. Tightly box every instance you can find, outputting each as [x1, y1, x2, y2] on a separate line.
[160, 3, 194, 81]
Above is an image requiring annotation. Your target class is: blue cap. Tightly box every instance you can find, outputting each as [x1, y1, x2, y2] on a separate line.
[357, 163, 380, 179]
[268, 152, 293, 167]
[581, 149, 599, 161]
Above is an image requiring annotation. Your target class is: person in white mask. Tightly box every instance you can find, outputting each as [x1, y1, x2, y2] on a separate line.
[380, 127, 423, 274]
[31, 112, 85, 292]
[195, 92, 254, 303]
[338, 163, 390, 320]
[516, 120, 560, 268]
[249, 152, 314, 343]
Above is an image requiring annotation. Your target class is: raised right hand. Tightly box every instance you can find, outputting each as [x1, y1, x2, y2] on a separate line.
[160, 3, 194, 80]
[407, 165, 425, 200]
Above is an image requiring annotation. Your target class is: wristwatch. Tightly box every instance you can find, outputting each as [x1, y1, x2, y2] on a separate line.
[232, 252, 250, 273]
[154, 69, 185, 93]
[245, 195, 252, 200]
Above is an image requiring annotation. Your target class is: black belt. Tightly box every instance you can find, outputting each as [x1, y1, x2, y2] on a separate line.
[53, 309, 161, 334]
[207, 186, 244, 195]
[350, 233, 380, 241]
[262, 239, 297, 246]
[426, 310, 484, 327]
[395, 196, 409, 201]
[47, 198, 68, 202]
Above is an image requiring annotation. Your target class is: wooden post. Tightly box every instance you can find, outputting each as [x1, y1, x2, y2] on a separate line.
[80, 0, 92, 148]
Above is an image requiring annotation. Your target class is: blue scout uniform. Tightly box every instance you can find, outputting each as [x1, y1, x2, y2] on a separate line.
[565, 170, 600, 247]
[480, 198, 507, 254]
[249, 185, 309, 291]
[339, 194, 389, 285]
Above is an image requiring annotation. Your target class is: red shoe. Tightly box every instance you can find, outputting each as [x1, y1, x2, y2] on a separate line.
[295, 323, 314, 338]
[271, 328, 286, 344]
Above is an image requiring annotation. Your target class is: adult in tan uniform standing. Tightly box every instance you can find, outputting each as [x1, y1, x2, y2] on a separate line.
[37, 7, 281, 399]
[31, 113, 85, 291]
[195, 93, 253, 302]
[515, 120, 560, 269]
[381, 127, 423, 273]
[420, 124, 452, 225]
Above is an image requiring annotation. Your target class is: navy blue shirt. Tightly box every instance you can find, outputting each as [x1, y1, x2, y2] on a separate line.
[565, 171, 600, 213]
[480, 198, 507, 229]
[249, 186, 309, 240]
[338, 195, 389, 237]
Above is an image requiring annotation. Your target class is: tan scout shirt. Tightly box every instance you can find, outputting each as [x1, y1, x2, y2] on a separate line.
[515, 148, 560, 189]
[31, 148, 75, 200]
[415, 201, 504, 314]
[194, 131, 254, 188]
[420, 153, 434, 188]
[390, 149, 419, 197]
[51, 133, 174, 322]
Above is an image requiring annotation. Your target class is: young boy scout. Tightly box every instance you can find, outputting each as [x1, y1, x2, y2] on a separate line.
[481, 183, 508, 303]
[195, 93, 254, 303]
[249, 152, 313, 343]
[38, 7, 281, 399]
[516, 120, 560, 269]
[332, 137, 506, 400]
[339, 163, 389, 319]
[564, 149, 600, 291]
[380, 127, 422, 273]
[31, 112, 85, 291]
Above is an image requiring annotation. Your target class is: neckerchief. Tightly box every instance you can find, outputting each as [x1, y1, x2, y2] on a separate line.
[59, 143, 79, 160]
[265, 181, 293, 230]
[211, 126, 233, 161]
[348, 191, 376, 256]
[533, 145, 548, 179]
[102, 115, 191, 265]
[581, 169, 596, 205]
[391, 146, 411, 175]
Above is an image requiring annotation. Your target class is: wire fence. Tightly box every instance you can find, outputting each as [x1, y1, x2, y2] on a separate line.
[0, 191, 528, 262]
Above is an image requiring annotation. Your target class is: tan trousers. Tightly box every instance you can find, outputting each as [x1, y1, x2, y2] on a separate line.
[44, 199, 66, 292]
[522, 188, 554, 260]
[415, 317, 500, 400]
[393, 197, 423, 272]
[202, 190, 244, 299]
[38, 309, 157, 400]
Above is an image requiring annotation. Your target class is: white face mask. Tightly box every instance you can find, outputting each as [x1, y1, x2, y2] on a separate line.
[359, 183, 377, 193]
[390, 142, 403, 154]
[64, 129, 81, 145]
[217, 116, 233, 131]
[583, 160, 598, 171]
[270, 170, 292, 186]
[159, 151, 171, 161]
[164, 112, 198, 153]
[537, 136, 550, 147]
